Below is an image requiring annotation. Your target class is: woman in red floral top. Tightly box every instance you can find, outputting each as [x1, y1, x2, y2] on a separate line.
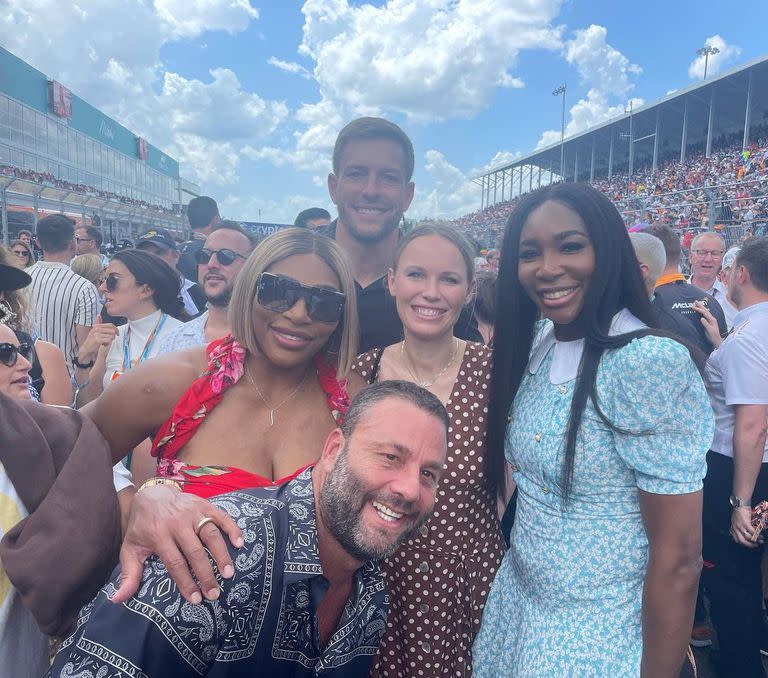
[86, 227, 362, 498]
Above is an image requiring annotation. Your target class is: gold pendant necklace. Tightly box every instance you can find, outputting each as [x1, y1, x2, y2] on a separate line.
[245, 365, 310, 426]
[401, 338, 458, 389]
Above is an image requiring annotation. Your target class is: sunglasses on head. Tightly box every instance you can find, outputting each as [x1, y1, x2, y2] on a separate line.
[256, 272, 345, 324]
[0, 342, 32, 368]
[195, 248, 247, 267]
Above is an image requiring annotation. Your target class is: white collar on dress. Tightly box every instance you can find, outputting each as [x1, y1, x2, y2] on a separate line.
[528, 308, 647, 384]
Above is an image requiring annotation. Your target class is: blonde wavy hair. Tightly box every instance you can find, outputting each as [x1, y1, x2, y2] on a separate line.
[0, 246, 32, 332]
[228, 228, 358, 378]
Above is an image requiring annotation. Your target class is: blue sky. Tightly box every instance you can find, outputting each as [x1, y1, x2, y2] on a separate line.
[3, 1, 768, 222]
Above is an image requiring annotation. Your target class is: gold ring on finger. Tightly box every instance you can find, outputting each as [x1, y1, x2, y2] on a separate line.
[195, 516, 215, 537]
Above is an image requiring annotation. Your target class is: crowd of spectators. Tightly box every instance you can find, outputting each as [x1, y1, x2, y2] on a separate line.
[0, 164, 177, 215]
[448, 133, 768, 251]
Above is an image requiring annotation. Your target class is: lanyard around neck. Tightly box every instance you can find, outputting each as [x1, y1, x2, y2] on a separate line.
[123, 313, 167, 371]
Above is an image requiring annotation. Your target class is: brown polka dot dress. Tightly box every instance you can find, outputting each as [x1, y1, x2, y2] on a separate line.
[354, 342, 505, 677]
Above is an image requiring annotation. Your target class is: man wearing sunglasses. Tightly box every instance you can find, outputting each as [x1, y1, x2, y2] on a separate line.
[322, 117, 480, 352]
[158, 222, 254, 353]
[74, 225, 109, 267]
[136, 228, 206, 318]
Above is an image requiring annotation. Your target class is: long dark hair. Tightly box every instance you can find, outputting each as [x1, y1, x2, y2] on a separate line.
[486, 183, 675, 502]
[111, 249, 187, 321]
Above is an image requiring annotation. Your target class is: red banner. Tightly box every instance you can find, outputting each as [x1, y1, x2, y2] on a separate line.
[137, 137, 148, 161]
[48, 80, 72, 119]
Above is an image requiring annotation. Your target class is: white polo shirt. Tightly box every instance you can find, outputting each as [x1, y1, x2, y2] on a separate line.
[705, 300, 768, 462]
[689, 276, 738, 329]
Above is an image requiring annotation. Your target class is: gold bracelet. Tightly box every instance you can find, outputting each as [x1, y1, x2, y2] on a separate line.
[137, 477, 182, 493]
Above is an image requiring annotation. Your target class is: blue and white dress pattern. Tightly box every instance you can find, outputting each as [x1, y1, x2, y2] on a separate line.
[473, 314, 714, 677]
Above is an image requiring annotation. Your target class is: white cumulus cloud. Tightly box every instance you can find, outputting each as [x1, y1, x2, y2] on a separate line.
[536, 25, 643, 151]
[267, 57, 312, 79]
[411, 149, 523, 219]
[260, 0, 564, 198]
[154, 0, 259, 38]
[299, 0, 563, 122]
[688, 35, 741, 80]
[0, 0, 281, 188]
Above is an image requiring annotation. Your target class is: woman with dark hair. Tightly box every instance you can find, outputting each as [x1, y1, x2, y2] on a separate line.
[74, 248, 186, 403]
[473, 183, 713, 677]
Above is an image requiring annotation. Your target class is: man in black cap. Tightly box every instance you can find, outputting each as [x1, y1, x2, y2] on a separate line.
[136, 228, 205, 318]
[178, 196, 220, 283]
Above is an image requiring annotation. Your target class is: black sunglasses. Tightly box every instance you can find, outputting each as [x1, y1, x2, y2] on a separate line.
[256, 272, 345, 324]
[104, 273, 120, 292]
[195, 248, 247, 267]
[0, 342, 32, 368]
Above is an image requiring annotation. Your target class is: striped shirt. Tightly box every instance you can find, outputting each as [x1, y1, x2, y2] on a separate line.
[28, 261, 100, 373]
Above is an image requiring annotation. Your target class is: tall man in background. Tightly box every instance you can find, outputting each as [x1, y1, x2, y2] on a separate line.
[177, 196, 220, 283]
[27, 214, 100, 374]
[321, 117, 480, 352]
[74, 224, 109, 267]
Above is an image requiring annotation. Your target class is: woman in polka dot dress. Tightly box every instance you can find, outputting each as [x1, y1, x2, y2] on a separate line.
[354, 224, 505, 677]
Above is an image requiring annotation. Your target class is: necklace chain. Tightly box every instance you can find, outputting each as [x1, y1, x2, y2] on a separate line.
[245, 364, 311, 426]
[400, 338, 458, 389]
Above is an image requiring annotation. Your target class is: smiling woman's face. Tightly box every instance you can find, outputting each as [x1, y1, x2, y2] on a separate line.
[388, 234, 471, 342]
[250, 253, 342, 371]
[517, 200, 596, 340]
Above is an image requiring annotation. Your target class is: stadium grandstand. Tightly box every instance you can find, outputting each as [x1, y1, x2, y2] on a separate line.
[452, 53, 768, 258]
[0, 46, 199, 245]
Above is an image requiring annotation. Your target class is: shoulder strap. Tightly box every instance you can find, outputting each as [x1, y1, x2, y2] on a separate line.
[369, 347, 384, 385]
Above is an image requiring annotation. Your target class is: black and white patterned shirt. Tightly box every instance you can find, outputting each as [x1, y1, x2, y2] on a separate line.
[28, 261, 100, 373]
[48, 468, 388, 677]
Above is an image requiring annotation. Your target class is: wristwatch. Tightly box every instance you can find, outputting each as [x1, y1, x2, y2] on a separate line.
[72, 355, 95, 369]
[729, 494, 751, 509]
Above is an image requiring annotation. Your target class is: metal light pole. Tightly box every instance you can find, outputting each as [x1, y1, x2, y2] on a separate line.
[553, 83, 567, 181]
[697, 45, 720, 80]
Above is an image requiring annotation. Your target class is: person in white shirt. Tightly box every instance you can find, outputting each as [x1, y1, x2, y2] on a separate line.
[688, 230, 738, 327]
[74, 225, 110, 267]
[157, 222, 254, 354]
[73, 248, 185, 405]
[27, 215, 100, 374]
[702, 236, 768, 677]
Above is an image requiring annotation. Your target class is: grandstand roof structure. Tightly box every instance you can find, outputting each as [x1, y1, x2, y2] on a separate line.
[0, 174, 183, 236]
[475, 54, 768, 209]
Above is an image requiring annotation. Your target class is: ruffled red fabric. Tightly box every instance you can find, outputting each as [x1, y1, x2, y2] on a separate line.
[152, 334, 349, 497]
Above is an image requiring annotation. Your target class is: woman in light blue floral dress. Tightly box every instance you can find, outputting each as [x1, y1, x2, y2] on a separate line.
[474, 183, 714, 677]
